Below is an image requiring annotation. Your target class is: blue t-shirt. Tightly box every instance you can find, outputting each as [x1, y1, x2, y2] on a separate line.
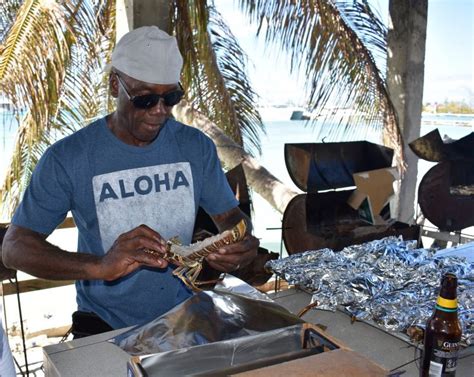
[12, 116, 238, 329]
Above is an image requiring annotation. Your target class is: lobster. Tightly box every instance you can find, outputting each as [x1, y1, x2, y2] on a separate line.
[144, 219, 246, 290]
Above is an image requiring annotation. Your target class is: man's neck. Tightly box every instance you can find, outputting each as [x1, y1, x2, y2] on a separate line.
[106, 112, 161, 147]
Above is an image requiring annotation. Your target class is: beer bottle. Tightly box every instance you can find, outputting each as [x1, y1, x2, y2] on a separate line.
[420, 273, 462, 377]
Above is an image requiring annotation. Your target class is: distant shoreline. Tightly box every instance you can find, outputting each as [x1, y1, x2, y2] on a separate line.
[421, 113, 473, 127]
[421, 112, 474, 117]
[257, 106, 474, 125]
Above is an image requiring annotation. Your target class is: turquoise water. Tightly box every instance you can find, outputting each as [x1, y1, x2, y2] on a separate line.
[1, 110, 473, 248]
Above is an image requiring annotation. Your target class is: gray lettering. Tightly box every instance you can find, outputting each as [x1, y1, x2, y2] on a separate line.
[99, 183, 118, 202]
[173, 170, 190, 189]
[154, 173, 170, 192]
[119, 179, 134, 198]
[135, 175, 153, 195]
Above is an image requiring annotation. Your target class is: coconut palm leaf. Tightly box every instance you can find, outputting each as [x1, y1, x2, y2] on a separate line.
[0, 0, 115, 217]
[336, 0, 387, 66]
[237, 0, 404, 165]
[172, 0, 264, 157]
[1, 111, 49, 215]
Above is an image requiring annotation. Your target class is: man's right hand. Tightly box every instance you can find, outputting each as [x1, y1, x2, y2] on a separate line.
[99, 225, 169, 281]
[2, 224, 169, 282]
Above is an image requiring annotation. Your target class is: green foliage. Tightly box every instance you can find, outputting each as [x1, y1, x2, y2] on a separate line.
[0, 0, 116, 217]
[173, 0, 264, 156]
[423, 101, 474, 114]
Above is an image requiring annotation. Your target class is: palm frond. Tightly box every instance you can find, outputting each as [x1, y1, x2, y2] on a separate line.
[335, 0, 387, 72]
[237, 0, 404, 166]
[1, 111, 49, 214]
[1, 0, 116, 218]
[172, 0, 264, 156]
[208, 5, 265, 155]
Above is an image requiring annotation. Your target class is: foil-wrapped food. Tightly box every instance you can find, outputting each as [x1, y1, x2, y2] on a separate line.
[265, 237, 474, 345]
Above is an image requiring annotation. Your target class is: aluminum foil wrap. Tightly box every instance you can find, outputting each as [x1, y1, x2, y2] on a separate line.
[113, 276, 303, 355]
[265, 237, 474, 345]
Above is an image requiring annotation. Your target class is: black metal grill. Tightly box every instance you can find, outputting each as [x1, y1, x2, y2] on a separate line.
[282, 142, 419, 254]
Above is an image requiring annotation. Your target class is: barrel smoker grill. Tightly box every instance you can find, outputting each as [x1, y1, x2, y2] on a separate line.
[282, 141, 420, 255]
[410, 130, 474, 233]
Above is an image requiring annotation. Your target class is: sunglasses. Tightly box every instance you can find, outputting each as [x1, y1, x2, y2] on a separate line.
[116, 74, 184, 109]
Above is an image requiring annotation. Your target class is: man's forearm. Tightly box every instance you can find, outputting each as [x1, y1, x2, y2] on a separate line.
[2, 225, 101, 281]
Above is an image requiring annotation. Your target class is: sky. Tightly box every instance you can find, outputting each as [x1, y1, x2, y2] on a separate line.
[214, 0, 474, 106]
[422, 0, 473, 104]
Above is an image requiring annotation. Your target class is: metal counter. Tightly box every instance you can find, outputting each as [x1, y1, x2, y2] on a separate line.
[268, 288, 474, 377]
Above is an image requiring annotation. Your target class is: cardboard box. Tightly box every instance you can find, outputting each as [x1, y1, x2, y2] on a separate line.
[348, 167, 399, 225]
[232, 349, 388, 377]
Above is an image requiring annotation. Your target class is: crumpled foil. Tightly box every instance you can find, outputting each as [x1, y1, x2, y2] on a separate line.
[265, 237, 474, 345]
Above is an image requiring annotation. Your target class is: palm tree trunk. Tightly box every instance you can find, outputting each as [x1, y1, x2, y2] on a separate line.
[386, 0, 427, 223]
[173, 101, 299, 214]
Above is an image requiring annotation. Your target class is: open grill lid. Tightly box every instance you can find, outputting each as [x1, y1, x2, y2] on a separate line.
[284, 142, 394, 192]
[409, 129, 474, 162]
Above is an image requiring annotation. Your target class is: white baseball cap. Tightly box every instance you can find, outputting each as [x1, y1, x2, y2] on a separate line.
[111, 26, 183, 85]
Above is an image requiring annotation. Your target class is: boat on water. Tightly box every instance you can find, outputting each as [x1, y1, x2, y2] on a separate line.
[0, 95, 13, 111]
[259, 106, 474, 128]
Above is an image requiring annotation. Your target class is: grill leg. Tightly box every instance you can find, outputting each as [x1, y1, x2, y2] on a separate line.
[13, 277, 29, 376]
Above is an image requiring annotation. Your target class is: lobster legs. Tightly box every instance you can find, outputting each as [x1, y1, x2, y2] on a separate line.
[144, 220, 247, 291]
[172, 262, 203, 291]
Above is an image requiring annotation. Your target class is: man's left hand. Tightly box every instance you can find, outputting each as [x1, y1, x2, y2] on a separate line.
[205, 234, 259, 272]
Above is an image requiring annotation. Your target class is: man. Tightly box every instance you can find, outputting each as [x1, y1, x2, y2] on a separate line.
[2, 26, 259, 337]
